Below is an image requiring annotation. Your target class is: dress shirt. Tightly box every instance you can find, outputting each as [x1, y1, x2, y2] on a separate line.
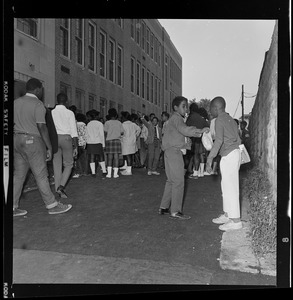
[51, 105, 78, 138]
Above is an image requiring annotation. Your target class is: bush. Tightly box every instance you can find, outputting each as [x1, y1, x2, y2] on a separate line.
[241, 166, 276, 257]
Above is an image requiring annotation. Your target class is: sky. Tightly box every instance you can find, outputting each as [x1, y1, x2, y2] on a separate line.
[158, 19, 276, 119]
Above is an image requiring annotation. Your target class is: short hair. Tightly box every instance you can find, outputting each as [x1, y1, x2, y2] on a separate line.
[241, 120, 247, 126]
[161, 111, 170, 118]
[198, 107, 209, 120]
[121, 111, 131, 121]
[69, 105, 77, 113]
[149, 113, 155, 117]
[56, 93, 68, 104]
[108, 108, 118, 119]
[75, 113, 87, 123]
[189, 102, 199, 113]
[172, 96, 188, 111]
[87, 109, 100, 120]
[152, 116, 159, 122]
[211, 96, 226, 109]
[26, 78, 42, 92]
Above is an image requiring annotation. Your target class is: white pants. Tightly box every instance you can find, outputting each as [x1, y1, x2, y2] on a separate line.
[220, 149, 241, 218]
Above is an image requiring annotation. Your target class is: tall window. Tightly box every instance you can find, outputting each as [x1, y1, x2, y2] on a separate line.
[158, 43, 161, 67]
[154, 38, 158, 63]
[136, 61, 140, 96]
[141, 21, 146, 51]
[75, 19, 84, 65]
[75, 89, 84, 113]
[150, 33, 154, 59]
[130, 57, 135, 93]
[146, 70, 150, 101]
[135, 19, 140, 45]
[16, 18, 38, 38]
[109, 39, 115, 82]
[60, 82, 72, 105]
[141, 67, 146, 99]
[130, 19, 135, 39]
[158, 79, 161, 107]
[88, 94, 96, 110]
[88, 21, 96, 72]
[100, 97, 107, 119]
[151, 73, 154, 103]
[146, 27, 150, 55]
[99, 31, 106, 77]
[117, 45, 123, 87]
[60, 19, 70, 58]
[155, 77, 158, 105]
[165, 54, 169, 90]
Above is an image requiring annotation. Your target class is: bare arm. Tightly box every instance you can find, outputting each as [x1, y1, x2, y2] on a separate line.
[37, 123, 53, 161]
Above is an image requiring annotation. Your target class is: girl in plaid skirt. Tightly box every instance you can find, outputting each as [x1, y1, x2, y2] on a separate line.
[104, 108, 124, 178]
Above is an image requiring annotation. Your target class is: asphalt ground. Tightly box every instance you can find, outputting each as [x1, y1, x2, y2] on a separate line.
[11, 167, 276, 295]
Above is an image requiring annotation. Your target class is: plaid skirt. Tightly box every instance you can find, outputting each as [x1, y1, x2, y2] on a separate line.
[105, 139, 122, 154]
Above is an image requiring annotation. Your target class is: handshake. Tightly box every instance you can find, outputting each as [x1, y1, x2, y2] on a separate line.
[193, 127, 209, 138]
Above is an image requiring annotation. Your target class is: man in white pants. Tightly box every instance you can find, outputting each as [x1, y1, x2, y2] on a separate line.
[206, 97, 242, 231]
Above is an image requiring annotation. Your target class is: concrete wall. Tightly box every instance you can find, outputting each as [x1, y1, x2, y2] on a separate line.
[248, 21, 277, 201]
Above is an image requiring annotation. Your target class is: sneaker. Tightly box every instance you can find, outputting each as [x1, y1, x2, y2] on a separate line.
[212, 214, 230, 224]
[219, 220, 243, 231]
[72, 173, 80, 178]
[158, 207, 170, 215]
[188, 174, 198, 179]
[147, 171, 152, 175]
[13, 208, 27, 217]
[203, 171, 211, 176]
[152, 171, 160, 175]
[48, 202, 72, 215]
[121, 170, 132, 176]
[169, 212, 191, 220]
[56, 186, 68, 199]
[113, 174, 119, 178]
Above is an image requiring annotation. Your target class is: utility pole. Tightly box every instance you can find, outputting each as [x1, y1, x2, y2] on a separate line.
[241, 84, 244, 122]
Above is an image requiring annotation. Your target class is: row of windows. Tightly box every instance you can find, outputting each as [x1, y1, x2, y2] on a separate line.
[60, 82, 153, 118]
[130, 19, 161, 67]
[130, 57, 162, 106]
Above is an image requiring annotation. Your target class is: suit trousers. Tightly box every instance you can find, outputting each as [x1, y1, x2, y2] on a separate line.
[220, 149, 241, 218]
[147, 142, 161, 171]
[53, 134, 74, 191]
[160, 147, 185, 214]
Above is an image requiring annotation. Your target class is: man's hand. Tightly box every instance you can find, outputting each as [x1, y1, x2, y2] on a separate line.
[202, 127, 210, 133]
[46, 149, 52, 161]
[206, 158, 213, 173]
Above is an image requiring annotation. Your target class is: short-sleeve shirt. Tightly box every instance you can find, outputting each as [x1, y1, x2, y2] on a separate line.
[104, 119, 124, 141]
[14, 94, 46, 137]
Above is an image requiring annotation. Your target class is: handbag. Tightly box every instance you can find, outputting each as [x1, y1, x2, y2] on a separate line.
[239, 144, 251, 164]
[201, 131, 213, 151]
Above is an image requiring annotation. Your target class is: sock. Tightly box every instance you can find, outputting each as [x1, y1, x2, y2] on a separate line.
[90, 162, 96, 174]
[120, 160, 127, 169]
[107, 166, 112, 177]
[199, 163, 205, 175]
[193, 170, 198, 176]
[113, 167, 119, 177]
[127, 166, 132, 174]
[99, 161, 106, 173]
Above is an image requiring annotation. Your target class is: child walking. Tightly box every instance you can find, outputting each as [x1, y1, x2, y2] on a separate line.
[120, 111, 141, 176]
[86, 109, 107, 178]
[104, 108, 124, 178]
[159, 96, 209, 220]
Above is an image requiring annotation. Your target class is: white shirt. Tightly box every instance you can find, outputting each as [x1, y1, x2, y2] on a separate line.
[86, 120, 105, 147]
[51, 105, 78, 138]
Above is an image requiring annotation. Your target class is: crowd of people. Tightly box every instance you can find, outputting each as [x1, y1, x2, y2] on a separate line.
[13, 78, 250, 230]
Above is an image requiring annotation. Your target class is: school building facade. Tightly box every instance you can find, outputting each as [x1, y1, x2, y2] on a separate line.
[14, 18, 182, 118]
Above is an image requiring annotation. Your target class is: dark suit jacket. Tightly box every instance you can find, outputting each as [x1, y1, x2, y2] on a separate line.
[45, 108, 58, 154]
